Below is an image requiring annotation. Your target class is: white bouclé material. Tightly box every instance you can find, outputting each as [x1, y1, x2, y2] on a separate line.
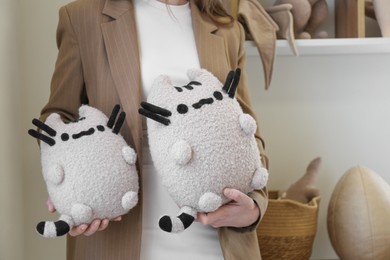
[239, 113, 257, 136]
[145, 69, 269, 232]
[198, 192, 223, 212]
[34, 105, 139, 237]
[44, 222, 57, 238]
[171, 140, 192, 165]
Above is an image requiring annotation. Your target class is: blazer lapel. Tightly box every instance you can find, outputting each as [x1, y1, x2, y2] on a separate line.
[101, 0, 142, 153]
[191, 1, 229, 80]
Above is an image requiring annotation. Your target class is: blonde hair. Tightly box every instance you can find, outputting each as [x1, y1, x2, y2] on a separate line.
[193, 0, 234, 25]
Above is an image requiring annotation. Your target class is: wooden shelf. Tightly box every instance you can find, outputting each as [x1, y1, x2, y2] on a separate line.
[245, 38, 390, 56]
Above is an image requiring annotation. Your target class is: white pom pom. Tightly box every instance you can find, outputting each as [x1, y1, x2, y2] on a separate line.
[239, 114, 257, 136]
[198, 192, 222, 212]
[122, 191, 138, 211]
[251, 167, 269, 189]
[122, 146, 137, 165]
[171, 140, 192, 166]
[71, 204, 93, 224]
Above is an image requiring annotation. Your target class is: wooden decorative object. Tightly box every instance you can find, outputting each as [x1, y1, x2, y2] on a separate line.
[335, 0, 366, 38]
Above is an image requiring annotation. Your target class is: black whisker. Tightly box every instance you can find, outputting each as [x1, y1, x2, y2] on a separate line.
[141, 102, 172, 117]
[228, 68, 241, 98]
[107, 104, 120, 129]
[139, 108, 170, 126]
[32, 118, 56, 137]
[113, 112, 126, 134]
[28, 129, 55, 146]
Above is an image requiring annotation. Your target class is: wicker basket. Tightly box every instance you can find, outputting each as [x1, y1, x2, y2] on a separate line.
[257, 190, 320, 260]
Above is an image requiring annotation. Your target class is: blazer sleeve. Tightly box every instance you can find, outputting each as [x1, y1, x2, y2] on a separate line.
[229, 21, 269, 233]
[40, 5, 87, 122]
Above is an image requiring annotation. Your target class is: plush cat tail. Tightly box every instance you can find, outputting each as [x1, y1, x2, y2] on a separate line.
[159, 206, 197, 233]
[36, 215, 74, 238]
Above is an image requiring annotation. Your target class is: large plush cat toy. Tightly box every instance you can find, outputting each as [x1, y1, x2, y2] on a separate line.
[28, 105, 139, 238]
[139, 68, 268, 233]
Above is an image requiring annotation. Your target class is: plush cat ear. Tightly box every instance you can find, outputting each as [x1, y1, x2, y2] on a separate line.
[187, 68, 211, 79]
[78, 105, 97, 118]
[45, 113, 64, 129]
[79, 104, 89, 116]
[79, 105, 109, 125]
[187, 68, 222, 87]
[152, 75, 172, 88]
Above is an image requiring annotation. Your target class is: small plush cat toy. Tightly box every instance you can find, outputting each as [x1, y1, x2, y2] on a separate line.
[139, 68, 268, 233]
[28, 105, 139, 238]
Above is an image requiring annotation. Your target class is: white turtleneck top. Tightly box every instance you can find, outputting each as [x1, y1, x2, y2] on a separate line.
[134, 0, 224, 259]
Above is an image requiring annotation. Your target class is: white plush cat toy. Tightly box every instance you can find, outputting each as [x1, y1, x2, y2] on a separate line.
[139, 68, 268, 233]
[28, 105, 139, 238]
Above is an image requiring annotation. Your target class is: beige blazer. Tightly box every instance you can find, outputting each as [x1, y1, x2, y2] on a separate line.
[41, 0, 269, 259]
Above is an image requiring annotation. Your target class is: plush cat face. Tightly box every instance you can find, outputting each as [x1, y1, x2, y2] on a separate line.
[139, 68, 241, 128]
[29, 105, 125, 148]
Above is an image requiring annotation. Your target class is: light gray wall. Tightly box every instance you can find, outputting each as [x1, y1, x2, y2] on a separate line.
[246, 50, 390, 260]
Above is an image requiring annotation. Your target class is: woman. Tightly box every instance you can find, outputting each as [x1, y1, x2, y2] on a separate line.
[40, 0, 269, 259]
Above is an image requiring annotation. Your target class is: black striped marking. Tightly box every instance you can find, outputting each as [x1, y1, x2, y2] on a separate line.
[178, 213, 195, 229]
[36, 220, 70, 237]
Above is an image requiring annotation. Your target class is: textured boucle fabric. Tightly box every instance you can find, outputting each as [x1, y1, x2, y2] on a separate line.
[32, 105, 138, 237]
[143, 69, 268, 232]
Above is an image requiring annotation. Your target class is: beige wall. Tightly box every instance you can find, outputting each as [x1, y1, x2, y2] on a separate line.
[0, 0, 24, 259]
[20, 0, 70, 259]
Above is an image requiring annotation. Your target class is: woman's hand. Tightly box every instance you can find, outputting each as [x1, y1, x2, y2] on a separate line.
[46, 197, 56, 213]
[196, 188, 260, 228]
[46, 197, 122, 236]
[68, 216, 122, 236]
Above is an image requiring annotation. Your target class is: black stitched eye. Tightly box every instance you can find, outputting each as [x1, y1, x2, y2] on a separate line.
[97, 125, 105, 131]
[61, 133, 69, 141]
[177, 104, 188, 114]
[189, 81, 201, 86]
[213, 91, 223, 100]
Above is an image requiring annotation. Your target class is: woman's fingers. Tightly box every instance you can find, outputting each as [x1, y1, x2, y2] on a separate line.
[83, 219, 102, 236]
[46, 197, 56, 213]
[97, 219, 110, 231]
[111, 216, 122, 221]
[69, 224, 88, 236]
[68, 216, 122, 237]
